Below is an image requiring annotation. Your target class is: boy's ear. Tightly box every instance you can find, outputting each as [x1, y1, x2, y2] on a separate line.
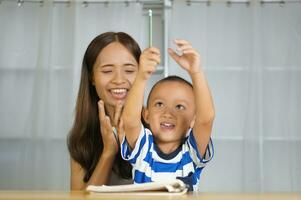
[190, 115, 196, 128]
[142, 107, 150, 125]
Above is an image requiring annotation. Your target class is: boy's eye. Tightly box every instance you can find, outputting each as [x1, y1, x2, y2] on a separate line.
[154, 102, 163, 107]
[175, 104, 185, 110]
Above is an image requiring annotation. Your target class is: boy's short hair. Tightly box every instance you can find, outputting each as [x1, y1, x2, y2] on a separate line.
[146, 75, 193, 107]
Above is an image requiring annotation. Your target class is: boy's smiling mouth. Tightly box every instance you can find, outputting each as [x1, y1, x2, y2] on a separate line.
[160, 122, 175, 130]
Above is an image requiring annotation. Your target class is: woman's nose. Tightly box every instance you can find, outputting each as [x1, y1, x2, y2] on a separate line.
[112, 70, 125, 84]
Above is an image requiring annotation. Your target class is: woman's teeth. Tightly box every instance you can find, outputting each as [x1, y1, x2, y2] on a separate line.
[110, 88, 127, 99]
[111, 88, 127, 94]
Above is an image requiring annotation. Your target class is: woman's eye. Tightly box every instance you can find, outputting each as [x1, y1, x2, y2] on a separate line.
[125, 70, 135, 73]
[101, 70, 112, 74]
[176, 104, 185, 110]
[124, 66, 137, 74]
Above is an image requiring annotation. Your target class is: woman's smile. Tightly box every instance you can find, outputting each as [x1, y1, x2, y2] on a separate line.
[109, 88, 128, 100]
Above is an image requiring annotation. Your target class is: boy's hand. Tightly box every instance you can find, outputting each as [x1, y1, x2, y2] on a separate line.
[138, 47, 161, 80]
[168, 39, 201, 75]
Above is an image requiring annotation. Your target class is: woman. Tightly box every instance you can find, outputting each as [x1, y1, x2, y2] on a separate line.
[67, 32, 141, 190]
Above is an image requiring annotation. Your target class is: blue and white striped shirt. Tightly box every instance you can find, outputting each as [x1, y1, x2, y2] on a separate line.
[121, 125, 214, 191]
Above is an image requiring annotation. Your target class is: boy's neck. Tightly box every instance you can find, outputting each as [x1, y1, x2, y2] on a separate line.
[155, 140, 182, 155]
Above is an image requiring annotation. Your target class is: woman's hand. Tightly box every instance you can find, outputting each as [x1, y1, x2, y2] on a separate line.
[98, 100, 123, 155]
[168, 39, 201, 75]
[138, 47, 161, 80]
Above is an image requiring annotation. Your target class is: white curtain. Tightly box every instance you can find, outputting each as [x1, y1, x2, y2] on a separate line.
[169, 0, 301, 192]
[0, 0, 143, 190]
[1, 0, 300, 192]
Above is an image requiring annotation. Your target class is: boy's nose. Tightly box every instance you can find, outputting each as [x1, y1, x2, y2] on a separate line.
[162, 108, 175, 118]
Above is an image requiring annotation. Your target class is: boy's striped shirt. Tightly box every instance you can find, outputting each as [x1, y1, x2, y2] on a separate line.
[121, 125, 214, 191]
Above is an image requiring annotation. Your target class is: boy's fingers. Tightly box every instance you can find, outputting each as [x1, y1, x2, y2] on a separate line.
[148, 53, 160, 60]
[174, 39, 190, 46]
[149, 47, 160, 55]
[148, 54, 161, 65]
[141, 53, 160, 67]
[177, 44, 193, 52]
[168, 48, 180, 63]
[182, 49, 198, 56]
[144, 47, 160, 56]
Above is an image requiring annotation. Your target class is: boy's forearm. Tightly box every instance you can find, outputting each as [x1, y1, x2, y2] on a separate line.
[122, 75, 147, 130]
[190, 70, 215, 124]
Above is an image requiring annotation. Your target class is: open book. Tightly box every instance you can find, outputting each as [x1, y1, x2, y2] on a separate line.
[86, 179, 188, 195]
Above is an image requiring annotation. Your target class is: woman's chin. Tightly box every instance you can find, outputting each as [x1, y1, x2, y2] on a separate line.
[108, 97, 126, 105]
[114, 99, 125, 105]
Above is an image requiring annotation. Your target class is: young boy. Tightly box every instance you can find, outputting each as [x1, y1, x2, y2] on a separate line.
[120, 39, 215, 191]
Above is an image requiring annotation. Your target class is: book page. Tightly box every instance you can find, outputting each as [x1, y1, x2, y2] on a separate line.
[86, 179, 188, 195]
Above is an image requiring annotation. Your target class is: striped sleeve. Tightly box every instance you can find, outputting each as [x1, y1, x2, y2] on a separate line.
[120, 124, 148, 164]
[187, 129, 214, 167]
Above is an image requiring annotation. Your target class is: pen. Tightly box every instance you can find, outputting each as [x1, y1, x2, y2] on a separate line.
[148, 9, 152, 47]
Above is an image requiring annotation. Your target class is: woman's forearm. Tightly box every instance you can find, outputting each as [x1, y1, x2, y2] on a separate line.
[70, 151, 116, 190]
[85, 152, 115, 187]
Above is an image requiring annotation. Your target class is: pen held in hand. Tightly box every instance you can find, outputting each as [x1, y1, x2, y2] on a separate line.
[148, 9, 152, 47]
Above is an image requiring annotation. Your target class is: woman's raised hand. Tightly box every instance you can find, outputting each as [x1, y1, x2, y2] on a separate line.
[98, 100, 122, 155]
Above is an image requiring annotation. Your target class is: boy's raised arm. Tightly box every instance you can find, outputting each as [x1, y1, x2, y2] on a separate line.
[168, 40, 215, 158]
[190, 70, 215, 157]
[122, 47, 160, 149]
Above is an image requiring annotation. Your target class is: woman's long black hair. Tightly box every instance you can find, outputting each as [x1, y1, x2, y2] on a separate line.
[67, 32, 141, 182]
